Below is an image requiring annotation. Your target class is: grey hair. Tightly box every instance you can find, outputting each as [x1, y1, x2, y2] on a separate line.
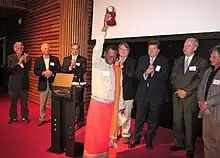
[41, 43, 50, 51]
[118, 42, 130, 52]
[211, 45, 220, 56]
[186, 38, 199, 48]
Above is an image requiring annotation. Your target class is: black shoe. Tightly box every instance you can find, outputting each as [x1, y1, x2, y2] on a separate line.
[186, 149, 194, 158]
[8, 118, 17, 124]
[128, 140, 140, 148]
[22, 118, 30, 124]
[37, 120, 45, 127]
[169, 145, 185, 152]
[145, 140, 153, 149]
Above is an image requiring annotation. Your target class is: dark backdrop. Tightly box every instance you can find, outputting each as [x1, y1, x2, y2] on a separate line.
[98, 37, 220, 137]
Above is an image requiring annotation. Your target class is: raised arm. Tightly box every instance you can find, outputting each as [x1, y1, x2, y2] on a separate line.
[92, 15, 110, 65]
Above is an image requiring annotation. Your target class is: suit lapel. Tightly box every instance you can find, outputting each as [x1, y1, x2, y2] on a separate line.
[178, 56, 184, 74]
[204, 68, 212, 90]
[76, 55, 81, 63]
[152, 54, 161, 68]
[40, 56, 46, 70]
[123, 57, 129, 66]
[188, 55, 198, 67]
[146, 55, 150, 67]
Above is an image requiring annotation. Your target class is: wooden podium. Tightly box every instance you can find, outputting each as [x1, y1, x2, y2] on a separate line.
[47, 73, 84, 158]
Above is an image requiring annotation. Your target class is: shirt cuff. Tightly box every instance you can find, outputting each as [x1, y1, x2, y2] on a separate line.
[19, 63, 24, 68]
[143, 73, 148, 80]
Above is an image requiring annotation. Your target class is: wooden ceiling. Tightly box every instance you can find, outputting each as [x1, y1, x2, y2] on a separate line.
[0, 0, 26, 18]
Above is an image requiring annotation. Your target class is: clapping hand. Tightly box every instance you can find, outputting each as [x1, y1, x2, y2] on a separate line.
[23, 53, 29, 63]
[70, 59, 76, 68]
[145, 65, 154, 75]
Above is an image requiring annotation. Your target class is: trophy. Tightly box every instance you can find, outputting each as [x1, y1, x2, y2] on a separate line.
[106, 6, 116, 26]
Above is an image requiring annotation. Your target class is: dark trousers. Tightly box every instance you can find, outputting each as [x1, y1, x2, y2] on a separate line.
[8, 89, 29, 119]
[75, 87, 84, 123]
[133, 99, 162, 142]
[173, 96, 198, 150]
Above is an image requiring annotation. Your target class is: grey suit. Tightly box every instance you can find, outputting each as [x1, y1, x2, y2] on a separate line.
[171, 54, 209, 150]
[197, 67, 220, 158]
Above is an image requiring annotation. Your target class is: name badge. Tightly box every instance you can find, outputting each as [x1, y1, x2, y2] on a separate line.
[189, 66, 197, 71]
[50, 62, 55, 66]
[102, 71, 110, 77]
[213, 79, 220, 85]
[155, 65, 161, 72]
[76, 63, 80, 66]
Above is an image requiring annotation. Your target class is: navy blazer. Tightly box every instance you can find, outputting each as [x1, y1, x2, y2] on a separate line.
[34, 55, 61, 91]
[135, 54, 169, 104]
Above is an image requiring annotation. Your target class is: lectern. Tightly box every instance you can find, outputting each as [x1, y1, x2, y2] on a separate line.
[47, 73, 84, 158]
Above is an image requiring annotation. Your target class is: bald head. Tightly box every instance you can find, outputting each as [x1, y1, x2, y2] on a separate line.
[183, 38, 199, 56]
[41, 43, 50, 55]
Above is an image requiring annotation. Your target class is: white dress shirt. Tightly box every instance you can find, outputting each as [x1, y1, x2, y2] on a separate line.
[69, 55, 78, 71]
[91, 32, 115, 103]
[72, 55, 78, 60]
[143, 56, 156, 80]
[184, 53, 195, 67]
[43, 55, 50, 70]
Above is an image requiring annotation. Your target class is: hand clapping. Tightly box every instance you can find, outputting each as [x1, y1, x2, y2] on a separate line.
[145, 65, 154, 75]
[70, 59, 76, 68]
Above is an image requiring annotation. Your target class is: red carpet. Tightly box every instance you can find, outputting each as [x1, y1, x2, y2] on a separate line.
[0, 96, 204, 158]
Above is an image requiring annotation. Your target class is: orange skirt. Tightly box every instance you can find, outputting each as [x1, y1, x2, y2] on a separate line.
[83, 98, 114, 158]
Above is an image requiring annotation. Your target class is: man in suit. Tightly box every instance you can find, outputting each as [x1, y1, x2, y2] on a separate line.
[170, 38, 209, 157]
[116, 42, 136, 144]
[61, 43, 87, 127]
[128, 40, 169, 149]
[197, 45, 220, 158]
[7, 41, 31, 124]
[34, 43, 61, 126]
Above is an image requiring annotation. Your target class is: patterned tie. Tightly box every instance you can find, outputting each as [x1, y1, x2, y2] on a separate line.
[184, 57, 189, 73]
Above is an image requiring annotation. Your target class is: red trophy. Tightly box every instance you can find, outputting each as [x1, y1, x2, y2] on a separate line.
[106, 6, 116, 26]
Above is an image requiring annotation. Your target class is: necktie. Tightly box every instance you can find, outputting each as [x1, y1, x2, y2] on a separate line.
[184, 57, 189, 73]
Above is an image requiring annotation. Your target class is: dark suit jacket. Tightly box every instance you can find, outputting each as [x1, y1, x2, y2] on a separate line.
[61, 55, 87, 82]
[7, 53, 31, 90]
[122, 57, 137, 100]
[135, 54, 169, 105]
[171, 54, 209, 108]
[34, 55, 61, 91]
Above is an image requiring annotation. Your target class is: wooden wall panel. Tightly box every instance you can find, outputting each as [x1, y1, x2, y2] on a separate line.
[59, 0, 90, 109]
[16, 0, 61, 105]
[0, 0, 25, 9]
[1, 0, 93, 112]
[85, 0, 95, 108]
